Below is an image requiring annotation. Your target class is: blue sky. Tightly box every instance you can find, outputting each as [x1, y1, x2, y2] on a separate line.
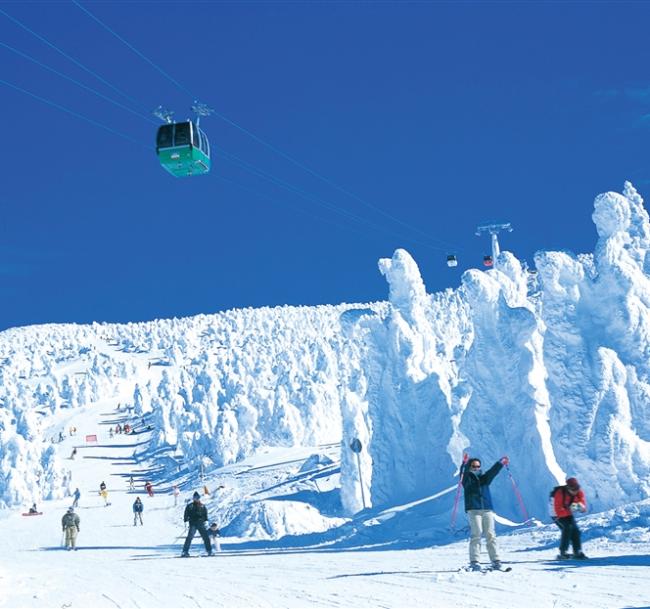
[1, 1, 650, 330]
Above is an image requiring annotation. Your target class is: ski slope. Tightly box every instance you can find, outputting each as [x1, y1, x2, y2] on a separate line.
[1, 394, 649, 609]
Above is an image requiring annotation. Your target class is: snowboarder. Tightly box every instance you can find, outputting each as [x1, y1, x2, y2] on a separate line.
[208, 522, 221, 552]
[551, 477, 588, 559]
[181, 492, 212, 557]
[144, 481, 154, 497]
[28, 503, 38, 514]
[61, 507, 80, 550]
[72, 487, 80, 508]
[461, 454, 509, 571]
[70, 447, 77, 460]
[133, 497, 144, 526]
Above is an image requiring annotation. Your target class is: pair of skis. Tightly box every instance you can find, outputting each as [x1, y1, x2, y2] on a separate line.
[460, 564, 513, 573]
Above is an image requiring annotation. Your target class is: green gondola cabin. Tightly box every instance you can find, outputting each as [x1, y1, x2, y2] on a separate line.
[156, 121, 210, 177]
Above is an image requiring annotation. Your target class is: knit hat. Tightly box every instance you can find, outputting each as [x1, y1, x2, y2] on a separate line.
[193, 491, 200, 500]
[566, 477, 580, 490]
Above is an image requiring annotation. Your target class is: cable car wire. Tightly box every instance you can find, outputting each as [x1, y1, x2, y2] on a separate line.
[214, 146, 447, 252]
[214, 173, 397, 245]
[0, 40, 158, 125]
[0, 66, 449, 255]
[0, 36, 434, 252]
[0, 57, 432, 250]
[0, 76, 145, 147]
[0, 6, 152, 116]
[3, 2, 464, 258]
[71, 0, 463, 254]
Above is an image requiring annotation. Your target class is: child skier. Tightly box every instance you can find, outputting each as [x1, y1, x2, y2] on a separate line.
[208, 522, 221, 552]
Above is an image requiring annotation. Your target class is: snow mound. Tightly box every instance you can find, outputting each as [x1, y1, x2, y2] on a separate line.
[298, 453, 335, 473]
[223, 500, 347, 540]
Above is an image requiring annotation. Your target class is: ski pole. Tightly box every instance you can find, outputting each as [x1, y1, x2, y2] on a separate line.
[504, 463, 529, 522]
[450, 453, 469, 530]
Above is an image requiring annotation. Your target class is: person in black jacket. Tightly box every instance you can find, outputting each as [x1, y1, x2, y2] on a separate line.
[133, 497, 144, 526]
[461, 454, 508, 570]
[181, 492, 212, 557]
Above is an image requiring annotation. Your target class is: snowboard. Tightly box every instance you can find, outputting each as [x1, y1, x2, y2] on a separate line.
[22, 512, 43, 516]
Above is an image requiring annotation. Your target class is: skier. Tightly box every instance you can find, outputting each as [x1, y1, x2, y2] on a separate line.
[99, 481, 109, 506]
[551, 477, 588, 559]
[461, 454, 509, 571]
[173, 485, 180, 506]
[208, 522, 221, 552]
[133, 497, 144, 526]
[181, 491, 212, 557]
[61, 507, 80, 550]
[144, 481, 154, 497]
[58, 431, 64, 442]
[70, 447, 77, 460]
[109, 427, 114, 439]
[128, 475, 135, 491]
[72, 487, 80, 508]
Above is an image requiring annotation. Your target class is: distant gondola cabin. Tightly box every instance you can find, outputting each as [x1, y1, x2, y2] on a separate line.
[446, 254, 458, 267]
[483, 255, 493, 267]
[156, 121, 210, 177]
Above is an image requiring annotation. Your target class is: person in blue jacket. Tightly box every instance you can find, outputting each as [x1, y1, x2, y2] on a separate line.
[461, 454, 509, 571]
[133, 496, 144, 526]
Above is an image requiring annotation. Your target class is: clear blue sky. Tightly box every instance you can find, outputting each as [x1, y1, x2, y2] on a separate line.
[1, 1, 649, 330]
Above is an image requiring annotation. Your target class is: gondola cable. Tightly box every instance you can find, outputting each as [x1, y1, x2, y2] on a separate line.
[71, 0, 463, 254]
[2, 3, 469, 261]
[0, 40, 158, 125]
[0, 6, 151, 116]
[0, 76, 145, 147]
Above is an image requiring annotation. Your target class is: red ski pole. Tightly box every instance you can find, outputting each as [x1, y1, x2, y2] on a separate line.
[504, 462, 529, 522]
[450, 453, 469, 530]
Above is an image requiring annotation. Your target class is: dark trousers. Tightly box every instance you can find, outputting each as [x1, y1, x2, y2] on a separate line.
[555, 515, 581, 554]
[182, 522, 212, 554]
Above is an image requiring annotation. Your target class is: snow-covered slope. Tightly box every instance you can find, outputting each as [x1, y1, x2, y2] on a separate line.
[2, 182, 650, 533]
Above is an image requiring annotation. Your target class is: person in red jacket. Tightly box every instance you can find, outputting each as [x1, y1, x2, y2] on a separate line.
[551, 477, 588, 559]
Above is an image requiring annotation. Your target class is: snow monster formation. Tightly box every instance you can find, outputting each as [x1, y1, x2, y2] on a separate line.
[536, 181, 650, 511]
[344, 182, 650, 519]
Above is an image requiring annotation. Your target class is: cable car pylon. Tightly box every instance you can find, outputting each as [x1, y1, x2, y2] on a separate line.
[475, 222, 513, 269]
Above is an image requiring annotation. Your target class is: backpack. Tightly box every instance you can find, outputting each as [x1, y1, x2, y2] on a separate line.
[549, 485, 569, 518]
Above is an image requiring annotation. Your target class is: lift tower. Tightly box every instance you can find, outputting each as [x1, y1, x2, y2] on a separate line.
[475, 223, 513, 268]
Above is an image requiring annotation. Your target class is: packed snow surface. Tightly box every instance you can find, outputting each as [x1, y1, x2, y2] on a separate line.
[1, 182, 650, 608]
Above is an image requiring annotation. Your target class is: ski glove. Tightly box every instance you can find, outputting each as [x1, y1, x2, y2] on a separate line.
[500, 456, 509, 466]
